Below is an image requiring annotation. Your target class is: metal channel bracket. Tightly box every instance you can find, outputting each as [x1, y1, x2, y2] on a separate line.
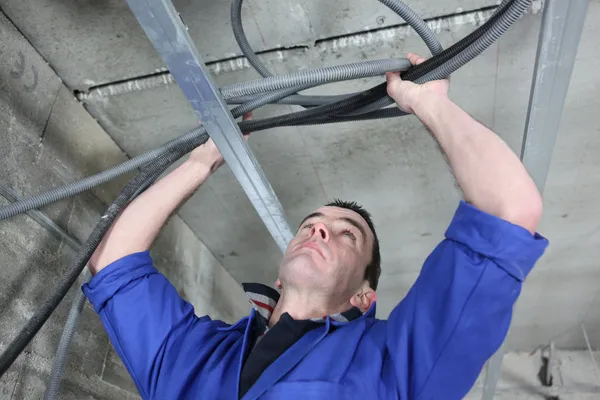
[482, 0, 589, 398]
[123, 0, 294, 252]
[521, 0, 590, 191]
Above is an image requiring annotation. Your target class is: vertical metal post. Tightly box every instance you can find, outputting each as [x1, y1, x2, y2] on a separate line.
[546, 341, 554, 386]
[520, 0, 590, 190]
[482, 1, 588, 398]
[123, 0, 293, 252]
[581, 323, 600, 384]
[481, 341, 505, 399]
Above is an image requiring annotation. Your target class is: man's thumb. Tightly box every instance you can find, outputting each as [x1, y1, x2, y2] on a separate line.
[385, 71, 402, 84]
[385, 71, 405, 99]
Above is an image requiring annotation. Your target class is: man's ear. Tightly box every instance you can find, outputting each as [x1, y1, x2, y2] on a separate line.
[349, 282, 376, 312]
[275, 279, 282, 290]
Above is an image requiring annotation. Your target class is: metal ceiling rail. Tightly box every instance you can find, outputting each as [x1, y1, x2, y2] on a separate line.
[123, 0, 294, 253]
[482, 0, 590, 398]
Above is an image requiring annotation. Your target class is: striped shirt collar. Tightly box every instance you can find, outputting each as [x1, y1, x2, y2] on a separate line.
[242, 282, 363, 324]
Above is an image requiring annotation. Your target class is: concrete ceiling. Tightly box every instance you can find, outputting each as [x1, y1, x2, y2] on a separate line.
[0, 0, 497, 89]
[2, 0, 600, 350]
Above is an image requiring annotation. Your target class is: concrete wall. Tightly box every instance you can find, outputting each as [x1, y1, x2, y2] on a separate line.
[0, 11, 249, 399]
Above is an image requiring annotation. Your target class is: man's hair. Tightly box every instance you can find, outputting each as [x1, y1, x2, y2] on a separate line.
[325, 199, 381, 290]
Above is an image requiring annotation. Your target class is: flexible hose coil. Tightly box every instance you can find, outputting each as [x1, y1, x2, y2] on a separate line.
[229, 0, 443, 107]
[225, 0, 514, 109]
[0, 1, 513, 222]
[230, 0, 273, 78]
[347, 0, 520, 114]
[417, 0, 529, 83]
[0, 0, 533, 379]
[376, 0, 444, 55]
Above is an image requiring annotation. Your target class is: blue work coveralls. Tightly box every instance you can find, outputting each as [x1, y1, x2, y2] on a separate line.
[83, 201, 548, 399]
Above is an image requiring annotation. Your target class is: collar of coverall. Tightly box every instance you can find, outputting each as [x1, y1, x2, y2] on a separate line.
[242, 282, 376, 324]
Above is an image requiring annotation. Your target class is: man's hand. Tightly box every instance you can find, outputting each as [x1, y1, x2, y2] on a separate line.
[89, 112, 254, 274]
[188, 112, 253, 173]
[386, 53, 450, 114]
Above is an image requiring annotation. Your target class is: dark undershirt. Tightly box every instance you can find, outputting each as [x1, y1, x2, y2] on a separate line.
[238, 312, 320, 399]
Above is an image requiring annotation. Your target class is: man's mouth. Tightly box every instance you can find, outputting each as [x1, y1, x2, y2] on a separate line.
[300, 241, 324, 258]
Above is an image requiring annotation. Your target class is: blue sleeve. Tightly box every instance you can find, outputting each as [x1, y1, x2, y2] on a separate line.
[386, 201, 548, 400]
[82, 251, 214, 399]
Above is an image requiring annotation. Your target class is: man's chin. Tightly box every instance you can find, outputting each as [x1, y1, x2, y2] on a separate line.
[280, 254, 328, 280]
[286, 251, 326, 269]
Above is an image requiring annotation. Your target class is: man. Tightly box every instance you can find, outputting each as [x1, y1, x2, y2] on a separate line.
[84, 54, 548, 399]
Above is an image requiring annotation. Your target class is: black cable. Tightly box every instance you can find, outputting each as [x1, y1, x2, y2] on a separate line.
[226, 0, 514, 120]
[401, 0, 513, 82]
[228, 0, 515, 124]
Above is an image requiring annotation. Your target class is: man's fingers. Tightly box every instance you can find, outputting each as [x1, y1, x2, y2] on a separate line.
[242, 112, 253, 137]
[407, 52, 427, 66]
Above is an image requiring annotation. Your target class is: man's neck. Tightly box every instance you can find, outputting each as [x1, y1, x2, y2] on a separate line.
[268, 288, 350, 328]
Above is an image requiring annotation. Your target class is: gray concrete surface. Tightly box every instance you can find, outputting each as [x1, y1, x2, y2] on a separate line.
[465, 350, 600, 399]
[0, 11, 249, 398]
[0, 0, 497, 90]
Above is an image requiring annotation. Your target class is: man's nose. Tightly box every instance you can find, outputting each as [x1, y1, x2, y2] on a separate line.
[309, 222, 330, 242]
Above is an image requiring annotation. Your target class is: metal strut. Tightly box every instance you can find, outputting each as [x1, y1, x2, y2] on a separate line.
[123, 0, 294, 253]
[482, 0, 589, 398]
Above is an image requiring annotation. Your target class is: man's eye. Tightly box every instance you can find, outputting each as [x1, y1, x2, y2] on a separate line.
[303, 223, 313, 230]
[343, 230, 356, 241]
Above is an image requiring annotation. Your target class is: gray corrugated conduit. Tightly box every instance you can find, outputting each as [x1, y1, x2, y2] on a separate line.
[0, 184, 90, 400]
[229, 0, 443, 105]
[44, 270, 90, 400]
[43, 168, 160, 400]
[0, 0, 532, 383]
[219, 58, 412, 99]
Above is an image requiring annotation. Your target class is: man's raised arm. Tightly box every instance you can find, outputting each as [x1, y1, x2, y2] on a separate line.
[83, 116, 251, 399]
[89, 115, 251, 274]
[386, 53, 542, 234]
[383, 55, 548, 399]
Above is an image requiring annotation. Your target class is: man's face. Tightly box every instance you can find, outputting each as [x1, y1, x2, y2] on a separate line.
[278, 206, 374, 299]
